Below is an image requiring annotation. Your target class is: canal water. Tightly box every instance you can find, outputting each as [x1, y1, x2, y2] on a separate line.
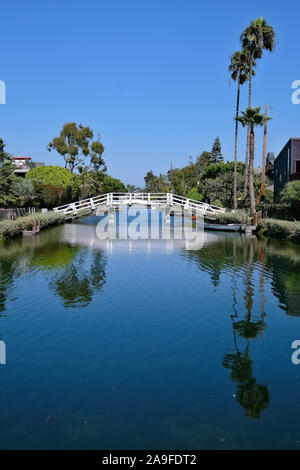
[0, 215, 300, 449]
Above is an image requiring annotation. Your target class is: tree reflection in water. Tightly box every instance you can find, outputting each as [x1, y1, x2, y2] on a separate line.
[223, 238, 270, 419]
[52, 250, 106, 308]
[0, 234, 106, 312]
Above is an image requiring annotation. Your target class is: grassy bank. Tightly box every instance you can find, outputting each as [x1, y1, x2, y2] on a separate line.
[0, 211, 66, 241]
[258, 218, 300, 243]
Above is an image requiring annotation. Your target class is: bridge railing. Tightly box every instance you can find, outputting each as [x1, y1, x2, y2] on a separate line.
[54, 192, 225, 216]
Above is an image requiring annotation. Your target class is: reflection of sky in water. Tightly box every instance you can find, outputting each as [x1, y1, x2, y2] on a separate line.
[0, 218, 299, 449]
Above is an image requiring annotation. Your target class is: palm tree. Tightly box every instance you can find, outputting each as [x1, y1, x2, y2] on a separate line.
[236, 107, 271, 216]
[229, 50, 255, 209]
[240, 17, 276, 197]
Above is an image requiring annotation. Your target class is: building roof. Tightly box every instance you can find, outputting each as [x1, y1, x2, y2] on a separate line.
[13, 157, 31, 160]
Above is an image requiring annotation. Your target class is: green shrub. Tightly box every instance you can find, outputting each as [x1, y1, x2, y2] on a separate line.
[213, 210, 248, 224]
[0, 212, 66, 240]
[258, 218, 300, 243]
[186, 187, 202, 201]
[259, 203, 294, 221]
[34, 183, 67, 209]
[26, 166, 80, 203]
[280, 181, 300, 220]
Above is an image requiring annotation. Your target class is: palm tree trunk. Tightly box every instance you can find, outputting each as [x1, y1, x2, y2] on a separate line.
[244, 129, 249, 198]
[249, 127, 256, 217]
[233, 79, 240, 210]
[244, 56, 253, 199]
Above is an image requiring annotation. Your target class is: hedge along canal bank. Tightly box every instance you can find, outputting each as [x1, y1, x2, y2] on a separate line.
[0, 211, 66, 241]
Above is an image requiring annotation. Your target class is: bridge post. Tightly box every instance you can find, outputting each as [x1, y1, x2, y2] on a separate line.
[164, 206, 170, 223]
[71, 203, 78, 215]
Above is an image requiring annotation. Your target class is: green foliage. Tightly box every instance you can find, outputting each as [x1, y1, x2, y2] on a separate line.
[168, 164, 199, 195]
[211, 136, 223, 163]
[13, 178, 37, 207]
[199, 166, 245, 208]
[0, 212, 66, 240]
[214, 210, 248, 224]
[33, 183, 68, 208]
[259, 203, 294, 221]
[280, 181, 300, 220]
[144, 171, 170, 193]
[47, 122, 105, 172]
[26, 166, 80, 206]
[236, 107, 271, 130]
[26, 165, 79, 189]
[195, 151, 212, 173]
[258, 218, 300, 243]
[229, 49, 255, 85]
[101, 175, 127, 194]
[200, 161, 245, 181]
[0, 139, 20, 208]
[241, 17, 276, 61]
[186, 187, 202, 201]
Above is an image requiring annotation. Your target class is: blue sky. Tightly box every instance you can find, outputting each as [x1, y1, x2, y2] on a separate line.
[1, 0, 300, 186]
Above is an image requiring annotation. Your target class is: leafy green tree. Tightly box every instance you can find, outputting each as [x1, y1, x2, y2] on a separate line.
[236, 107, 271, 216]
[79, 171, 127, 198]
[144, 171, 169, 193]
[186, 187, 202, 201]
[195, 151, 212, 174]
[101, 175, 127, 194]
[211, 137, 223, 164]
[47, 123, 105, 173]
[0, 139, 19, 208]
[167, 161, 199, 196]
[229, 50, 255, 209]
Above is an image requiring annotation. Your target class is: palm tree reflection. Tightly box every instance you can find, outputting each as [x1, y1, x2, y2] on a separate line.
[223, 238, 270, 419]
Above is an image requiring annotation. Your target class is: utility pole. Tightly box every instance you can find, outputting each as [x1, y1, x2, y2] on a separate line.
[260, 104, 268, 203]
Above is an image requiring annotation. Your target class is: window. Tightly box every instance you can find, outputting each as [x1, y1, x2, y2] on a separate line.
[296, 160, 300, 173]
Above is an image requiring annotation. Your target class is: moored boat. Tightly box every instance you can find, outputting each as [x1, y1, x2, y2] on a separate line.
[204, 223, 241, 232]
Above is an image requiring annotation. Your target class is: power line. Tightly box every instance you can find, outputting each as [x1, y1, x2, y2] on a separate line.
[268, 105, 300, 122]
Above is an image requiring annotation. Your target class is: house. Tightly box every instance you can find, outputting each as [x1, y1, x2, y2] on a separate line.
[12, 157, 44, 177]
[273, 138, 300, 202]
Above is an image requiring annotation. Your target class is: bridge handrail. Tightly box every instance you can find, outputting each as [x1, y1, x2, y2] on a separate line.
[53, 193, 225, 215]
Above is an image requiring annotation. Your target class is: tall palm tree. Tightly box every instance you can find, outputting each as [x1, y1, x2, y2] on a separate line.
[236, 107, 271, 217]
[229, 50, 255, 209]
[240, 17, 276, 198]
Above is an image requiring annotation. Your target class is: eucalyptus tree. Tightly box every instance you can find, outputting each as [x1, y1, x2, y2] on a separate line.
[240, 17, 276, 197]
[229, 50, 255, 209]
[48, 123, 105, 173]
[236, 107, 271, 216]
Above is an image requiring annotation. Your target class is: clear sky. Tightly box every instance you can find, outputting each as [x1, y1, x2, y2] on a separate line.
[1, 0, 300, 186]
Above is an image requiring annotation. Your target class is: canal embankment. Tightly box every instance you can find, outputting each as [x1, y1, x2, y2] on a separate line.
[0, 212, 66, 242]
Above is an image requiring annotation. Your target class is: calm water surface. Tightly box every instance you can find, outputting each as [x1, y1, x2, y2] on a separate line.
[0, 215, 300, 449]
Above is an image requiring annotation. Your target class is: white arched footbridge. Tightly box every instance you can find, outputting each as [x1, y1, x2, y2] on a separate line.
[54, 193, 226, 220]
